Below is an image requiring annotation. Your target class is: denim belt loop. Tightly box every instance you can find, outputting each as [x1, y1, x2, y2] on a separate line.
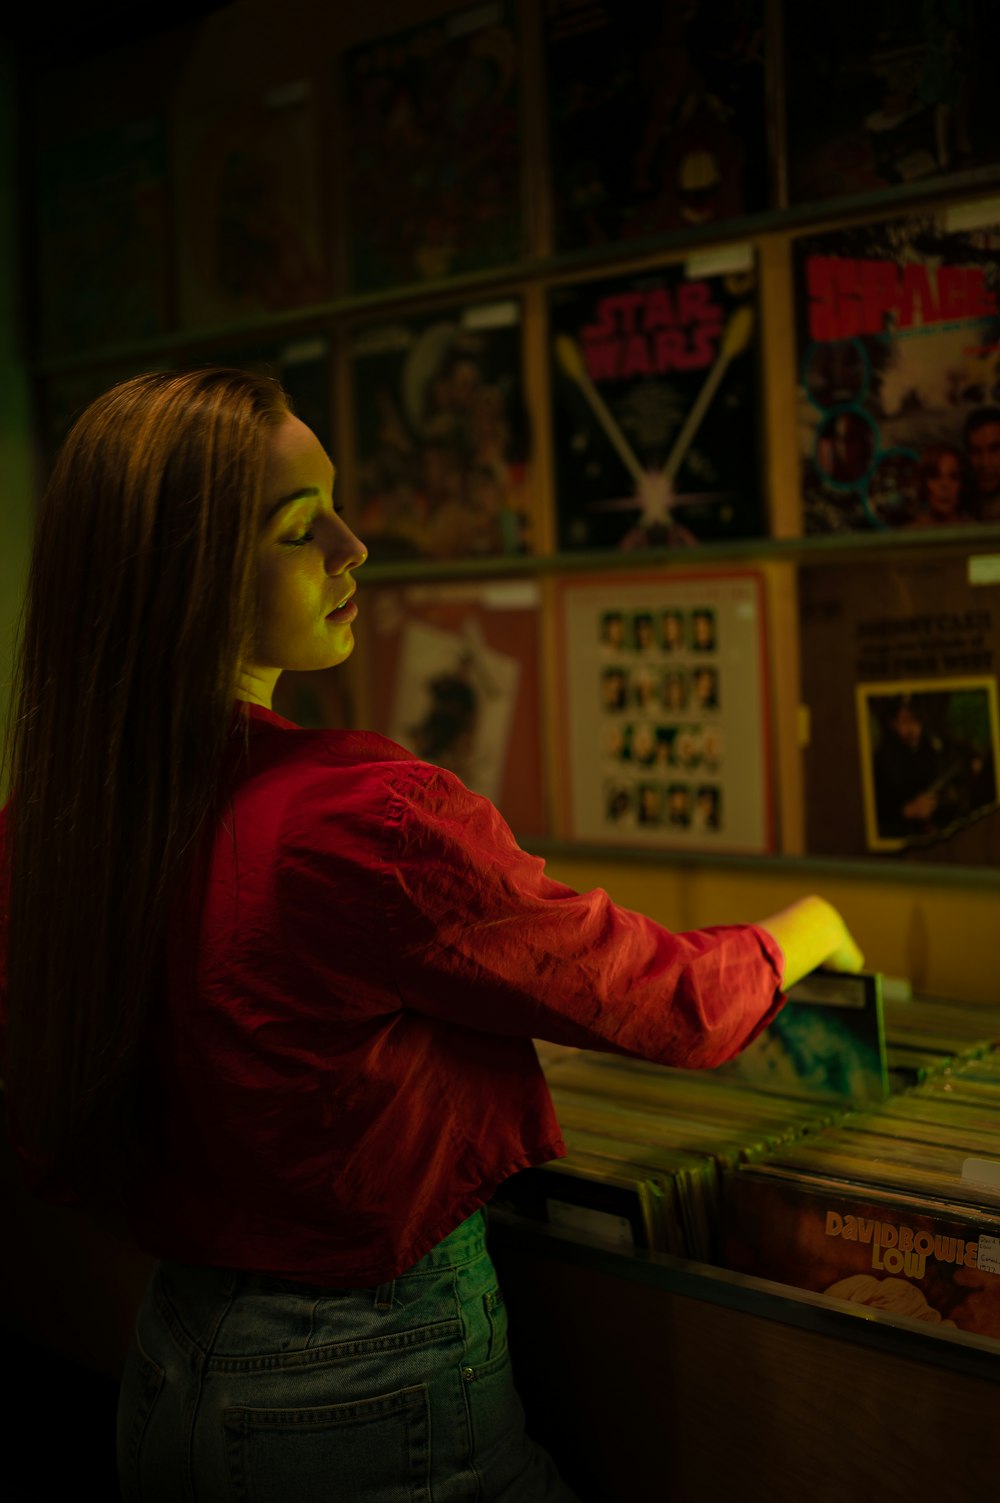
[373, 1279, 395, 1311]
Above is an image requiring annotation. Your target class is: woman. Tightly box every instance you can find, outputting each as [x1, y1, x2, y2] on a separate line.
[1, 369, 862, 1501]
[909, 442, 973, 527]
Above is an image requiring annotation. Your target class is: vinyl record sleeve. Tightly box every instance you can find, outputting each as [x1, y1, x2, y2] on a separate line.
[799, 552, 1000, 862]
[556, 570, 771, 851]
[542, 0, 769, 252]
[717, 970, 889, 1105]
[723, 1165, 1000, 1339]
[793, 199, 1000, 534]
[549, 253, 765, 551]
[492, 1156, 665, 1253]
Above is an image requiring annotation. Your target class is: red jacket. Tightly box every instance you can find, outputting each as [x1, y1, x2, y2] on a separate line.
[4, 702, 785, 1285]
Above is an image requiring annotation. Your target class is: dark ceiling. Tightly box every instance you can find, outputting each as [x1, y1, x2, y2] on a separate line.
[1, 2, 235, 64]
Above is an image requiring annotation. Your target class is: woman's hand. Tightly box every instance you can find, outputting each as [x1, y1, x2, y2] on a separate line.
[756, 895, 865, 990]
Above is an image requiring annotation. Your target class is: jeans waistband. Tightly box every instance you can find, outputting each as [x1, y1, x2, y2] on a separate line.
[163, 1208, 490, 1303]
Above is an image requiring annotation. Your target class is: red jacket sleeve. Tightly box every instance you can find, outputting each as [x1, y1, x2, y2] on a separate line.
[379, 762, 785, 1069]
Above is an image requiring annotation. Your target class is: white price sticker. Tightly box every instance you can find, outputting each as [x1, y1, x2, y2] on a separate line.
[547, 1199, 635, 1250]
[976, 1234, 1000, 1276]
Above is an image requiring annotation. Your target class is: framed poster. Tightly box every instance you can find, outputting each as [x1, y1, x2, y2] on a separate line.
[543, 0, 770, 252]
[341, 1, 523, 293]
[856, 676, 1000, 853]
[173, 79, 329, 328]
[799, 554, 1000, 864]
[359, 577, 546, 837]
[555, 570, 772, 851]
[346, 297, 530, 561]
[36, 117, 170, 355]
[793, 199, 1000, 533]
[548, 250, 765, 552]
[783, 0, 1000, 205]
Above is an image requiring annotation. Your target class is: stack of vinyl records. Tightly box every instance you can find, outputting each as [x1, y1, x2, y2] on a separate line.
[722, 1046, 1000, 1340]
[884, 994, 1000, 1087]
[495, 1051, 840, 1262]
[497, 981, 1000, 1307]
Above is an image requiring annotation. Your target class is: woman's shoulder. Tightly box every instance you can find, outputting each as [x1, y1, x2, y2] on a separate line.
[234, 702, 471, 814]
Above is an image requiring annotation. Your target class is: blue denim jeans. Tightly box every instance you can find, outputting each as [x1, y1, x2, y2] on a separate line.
[117, 1210, 578, 1502]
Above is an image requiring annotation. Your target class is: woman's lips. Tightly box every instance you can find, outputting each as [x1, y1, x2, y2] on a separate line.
[326, 594, 358, 623]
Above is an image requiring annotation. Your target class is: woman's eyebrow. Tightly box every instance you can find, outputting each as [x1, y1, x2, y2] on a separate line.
[262, 486, 321, 525]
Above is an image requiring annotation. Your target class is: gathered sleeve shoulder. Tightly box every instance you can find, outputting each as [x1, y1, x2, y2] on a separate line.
[375, 761, 785, 1069]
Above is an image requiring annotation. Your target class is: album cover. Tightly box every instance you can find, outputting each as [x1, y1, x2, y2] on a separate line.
[556, 570, 771, 851]
[542, 0, 769, 252]
[491, 1155, 665, 1254]
[347, 298, 530, 561]
[358, 577, 546, 837]
[35, 117, 170, 355]
[723, 1165, 1000, 1338]
[799, 554, 1000, 863]
[794, 199, 1000, 533]
[173, 78, 329, 328]
[549, 251, 765, 551]
[783, 0, 1000, 204]
[718, 970, 889, 1104]
[341, 1, 523, 293]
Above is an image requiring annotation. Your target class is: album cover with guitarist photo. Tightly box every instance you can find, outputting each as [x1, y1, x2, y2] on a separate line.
[547, 251, 766, 552]
[800, 553, 1000, 865]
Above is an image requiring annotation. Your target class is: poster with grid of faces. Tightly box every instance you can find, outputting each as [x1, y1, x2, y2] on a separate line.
[557, 570, 771, 850]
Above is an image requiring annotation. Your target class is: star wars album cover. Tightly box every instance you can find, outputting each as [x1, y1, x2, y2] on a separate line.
[549, 250, 765, 552]
[543, 0, 770, 252]
[794, 198, 1000, 533]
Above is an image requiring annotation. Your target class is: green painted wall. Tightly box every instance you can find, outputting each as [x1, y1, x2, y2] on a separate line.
[0, 40, 33, 795]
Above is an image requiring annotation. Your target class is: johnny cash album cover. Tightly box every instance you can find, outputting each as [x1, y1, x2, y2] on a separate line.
[794, 199, 1000, 533]
[549, 251, 765, 552]
[542, 0, 769, 252]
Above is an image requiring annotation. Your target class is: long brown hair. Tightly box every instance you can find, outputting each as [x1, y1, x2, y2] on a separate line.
[2, 366, 291, 1203]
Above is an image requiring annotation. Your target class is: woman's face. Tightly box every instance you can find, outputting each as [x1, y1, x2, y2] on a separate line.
[250, 414, 367, 684]
[926, 452, 962, 518]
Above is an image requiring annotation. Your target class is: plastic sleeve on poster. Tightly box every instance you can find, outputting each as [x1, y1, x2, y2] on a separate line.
[968, 554, 1000, 586]
[685, 242, 755, 279]
[961, 1157, 1000, 1192]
